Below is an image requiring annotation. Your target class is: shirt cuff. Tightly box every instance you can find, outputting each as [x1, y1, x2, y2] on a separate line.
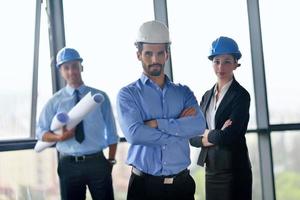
[157, 119, 179, 136]
[106, 136, 119, 145]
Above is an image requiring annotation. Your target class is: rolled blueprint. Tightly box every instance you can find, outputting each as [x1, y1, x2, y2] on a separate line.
[66, 92, 104, 129]
[51, 112, 70, 133]
[34, 92, 104, 152]
[34, 112, 69, 152]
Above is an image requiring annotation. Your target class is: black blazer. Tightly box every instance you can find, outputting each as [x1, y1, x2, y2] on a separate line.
[190, 78, 251, 171]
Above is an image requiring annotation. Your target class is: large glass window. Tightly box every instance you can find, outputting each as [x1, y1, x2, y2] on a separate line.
[0, 1, 54, 198]
[167, 0, 256, 129]
[0, 1, 52, 140]
[0, 1, 36, 139]
[271, 131, 300, 200]
[259, 0, 300, 124]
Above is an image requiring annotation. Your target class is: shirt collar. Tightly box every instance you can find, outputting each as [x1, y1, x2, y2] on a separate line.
[140, 73, 171, 86]
[140, 73, 150, 84]
[66, 84, 86, 95]
[214, 79, 233, 95]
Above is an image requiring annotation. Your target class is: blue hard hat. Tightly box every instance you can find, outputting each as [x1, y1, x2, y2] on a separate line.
[56, 47, 83, 68]
[208, 36, 242, 60]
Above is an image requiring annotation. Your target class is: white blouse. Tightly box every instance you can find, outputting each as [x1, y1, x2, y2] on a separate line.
[206, 79, 233, 130]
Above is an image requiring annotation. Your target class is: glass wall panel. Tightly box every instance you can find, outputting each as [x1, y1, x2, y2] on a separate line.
[246, 133, 262, 200]
[167, 0, 256, 129]
[0, 1, 36, 139]
[63, 0, 154, 138]
[0, 149, 59, 199]
[259, 0, 300, 124]
[36, 2, 53, 125]
[0, 143, 130, 200]
[271, 131, 300, 200]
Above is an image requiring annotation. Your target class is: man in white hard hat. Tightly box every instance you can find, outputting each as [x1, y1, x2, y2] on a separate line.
[117, 20, 206, 200]
[36, 47, 119, 200]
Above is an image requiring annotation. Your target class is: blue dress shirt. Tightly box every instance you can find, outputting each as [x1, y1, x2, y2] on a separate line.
[36, 84, 119, 156]
[117, 74, 206, 176]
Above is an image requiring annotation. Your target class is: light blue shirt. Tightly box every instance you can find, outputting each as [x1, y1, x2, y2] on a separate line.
[117, 74, 206, 176]
[36, 84, 119, 156]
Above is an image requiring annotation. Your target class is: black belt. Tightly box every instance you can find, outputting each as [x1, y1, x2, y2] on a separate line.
[59, 151, 103, 162]
[131, 167, 189, 184]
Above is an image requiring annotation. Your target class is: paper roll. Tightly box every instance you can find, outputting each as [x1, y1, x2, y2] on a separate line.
[34, 112, 69, 152]
[34, 92, 104, 152]
[51, 112, 69, 133]
[66, 93, 104, 129]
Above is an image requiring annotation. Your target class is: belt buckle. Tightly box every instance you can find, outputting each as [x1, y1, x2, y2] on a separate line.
[163, 177, 174, 184]
[75, 155, 85, 162]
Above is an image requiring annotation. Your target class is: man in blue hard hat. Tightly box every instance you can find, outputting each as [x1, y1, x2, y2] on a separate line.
[36, 47, 119, 200]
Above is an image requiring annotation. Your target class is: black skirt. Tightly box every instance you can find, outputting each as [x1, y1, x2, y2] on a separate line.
[205, 168, 252, 200]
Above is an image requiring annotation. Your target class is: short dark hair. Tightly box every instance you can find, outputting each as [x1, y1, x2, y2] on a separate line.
[135, 42, 170, 53]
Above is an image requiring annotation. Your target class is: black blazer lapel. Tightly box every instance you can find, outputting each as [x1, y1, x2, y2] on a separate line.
[197, 86, 214, 166]
[202, 87, 214, 113]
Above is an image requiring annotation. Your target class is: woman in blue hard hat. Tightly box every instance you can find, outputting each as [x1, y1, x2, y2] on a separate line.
[190, 36, 252, 200]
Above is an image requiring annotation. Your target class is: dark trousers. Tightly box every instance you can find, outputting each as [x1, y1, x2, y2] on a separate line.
[57, 152, 114, 200]
[127, 168, 195, 200]
[205, 168, 252, 200]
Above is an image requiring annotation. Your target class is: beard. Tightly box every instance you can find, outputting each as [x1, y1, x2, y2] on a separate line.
[143, 63, 164, 77]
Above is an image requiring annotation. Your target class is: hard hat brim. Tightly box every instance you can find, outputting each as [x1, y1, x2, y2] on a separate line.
[56, 58, 83, 68]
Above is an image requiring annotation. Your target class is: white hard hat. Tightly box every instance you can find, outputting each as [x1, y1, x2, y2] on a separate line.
[136, 20, 171, 44]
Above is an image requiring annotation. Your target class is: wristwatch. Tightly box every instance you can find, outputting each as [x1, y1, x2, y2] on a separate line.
[108, 158, 117, 165]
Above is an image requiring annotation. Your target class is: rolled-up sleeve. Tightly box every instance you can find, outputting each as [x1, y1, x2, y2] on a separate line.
[36, 101, 55, 141]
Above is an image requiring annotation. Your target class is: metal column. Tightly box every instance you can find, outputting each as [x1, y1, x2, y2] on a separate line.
[153, 0, 173, 81]
[46, 0, 66, 93]
[247, 0, 276, 199]
[30, 0, 42, 138]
